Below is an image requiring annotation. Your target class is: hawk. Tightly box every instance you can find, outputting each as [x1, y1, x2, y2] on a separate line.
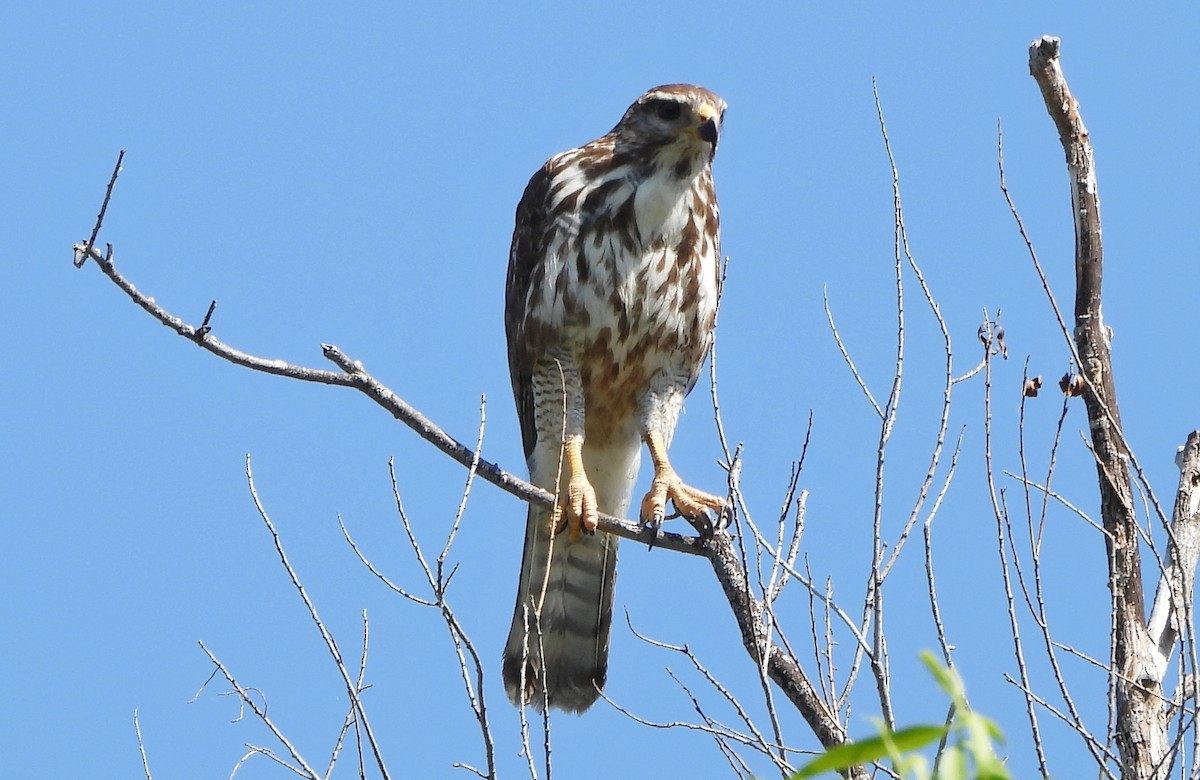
[503, 84, 728, 712]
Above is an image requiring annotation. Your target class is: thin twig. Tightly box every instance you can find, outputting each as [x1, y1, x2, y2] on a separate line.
[244, 456, 391, 779]
[324, 611, 371, 780]
[134, 709, 153, 780]
[1012, 359, 1113, 771]
[866, 77, 906, 732]
[516, 602, 539, 780]
[981, 337, 1047, 774]
[823, 288, 882, 420]
[1002, 673, 1120, 774]
[624, 612, 791, 772]
[923, 428, 966, 668]
[199, 640, 320, 779]
[1003, 472, 1108, 539]
[74, 150, 124, 268]
[381, 459, 497, 778]
[236, 744, 308, 777]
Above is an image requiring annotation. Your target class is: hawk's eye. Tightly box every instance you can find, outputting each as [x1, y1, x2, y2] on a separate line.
[655, 102, 683, 121]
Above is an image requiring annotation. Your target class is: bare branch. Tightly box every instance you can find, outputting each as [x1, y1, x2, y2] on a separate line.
[1003, 472, 1107, 539]
[440, 395, 487, 568]
[323, 611, 371, 780]
[236, 744, 309, 778]
[243, 456, 392, 779]
[823, 287, 883, 420]
[923, 428, 966, 668]
[864, 78, 907, 733]
[516, 603, 541, 780]
[71, 241, 707, 559]
[1000, 117, 1170, 535]
[624, 612, 791, 772]
[74, 150, 124, 269]
[369, 459, 497, 777]
[1011, 361, 1106, 772]
[337, 512, 436, 606]
[600, 681, 761, 777]
[1147, 432, 1200, 672]
[709, 254, 736, 464]
[703, 530, 864, 776]
[1003, 673, 1120, 774]
[980, 331, 1048, 773]
[198, 640, 320, 779]
[134, 709, 153, 780]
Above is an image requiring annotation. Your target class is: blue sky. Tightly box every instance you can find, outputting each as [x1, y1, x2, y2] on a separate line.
[5, 2, 1199, 777]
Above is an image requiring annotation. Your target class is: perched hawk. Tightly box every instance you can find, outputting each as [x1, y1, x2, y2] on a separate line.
[503, 84, 728, 713]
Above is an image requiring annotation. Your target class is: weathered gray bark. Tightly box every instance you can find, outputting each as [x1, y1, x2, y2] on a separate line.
[703, 533, 868, 779]
[1030, 35, 1173, 779]
[1147, 433, 1200, 675]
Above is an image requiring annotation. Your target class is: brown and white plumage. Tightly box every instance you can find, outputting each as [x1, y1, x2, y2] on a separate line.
[503, 84, 727, 713]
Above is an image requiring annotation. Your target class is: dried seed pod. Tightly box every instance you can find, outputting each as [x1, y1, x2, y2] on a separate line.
[1059, 373, 1086, 397]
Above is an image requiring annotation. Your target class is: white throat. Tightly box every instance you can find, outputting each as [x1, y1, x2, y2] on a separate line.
[632, 161, 699, 243]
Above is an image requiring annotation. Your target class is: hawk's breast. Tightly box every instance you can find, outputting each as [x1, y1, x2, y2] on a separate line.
[532, 157, 719, 445]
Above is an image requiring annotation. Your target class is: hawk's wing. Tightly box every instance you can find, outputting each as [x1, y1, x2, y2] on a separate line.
[504, 164, 553, 459]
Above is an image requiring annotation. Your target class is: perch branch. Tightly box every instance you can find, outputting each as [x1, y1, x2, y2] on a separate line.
[71, 239, 705, 557]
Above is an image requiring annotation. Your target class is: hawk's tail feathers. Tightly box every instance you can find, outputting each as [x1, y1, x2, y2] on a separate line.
[502, 504, 618, 714]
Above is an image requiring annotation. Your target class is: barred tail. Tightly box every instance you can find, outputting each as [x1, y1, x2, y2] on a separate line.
[503, 502, 618, 713]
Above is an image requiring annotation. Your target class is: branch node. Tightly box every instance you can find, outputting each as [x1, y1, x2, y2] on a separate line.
[195, 300, 218, 340]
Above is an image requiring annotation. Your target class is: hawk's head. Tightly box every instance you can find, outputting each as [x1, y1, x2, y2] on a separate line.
[610, 84, 727, 174]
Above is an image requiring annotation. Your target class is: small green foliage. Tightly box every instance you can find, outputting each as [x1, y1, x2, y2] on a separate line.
[793, 724, 944, 777]
[792, 652, 1011, 780]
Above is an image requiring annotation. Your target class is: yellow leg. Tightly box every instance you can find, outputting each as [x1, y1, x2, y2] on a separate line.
[549, 436, 598, 543]
[639, 430, 726, 530]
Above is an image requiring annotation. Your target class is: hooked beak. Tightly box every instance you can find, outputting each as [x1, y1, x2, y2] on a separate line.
[696, 102, 720, 145]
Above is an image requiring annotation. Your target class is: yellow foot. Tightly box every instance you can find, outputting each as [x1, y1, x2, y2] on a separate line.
[639, 430, 726, 535]
[640, 465, 726, 529]
[549, 437, 598, 543]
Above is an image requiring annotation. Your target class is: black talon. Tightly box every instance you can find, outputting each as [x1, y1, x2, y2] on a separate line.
[686, 508, 716, 537]
[643, 511, 664, 550]
[714, 503, 732, 532]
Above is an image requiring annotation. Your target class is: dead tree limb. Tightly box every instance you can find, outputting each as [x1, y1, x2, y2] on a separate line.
[1029, 35, 1166, 779]
[1147, 433, 1200, 675]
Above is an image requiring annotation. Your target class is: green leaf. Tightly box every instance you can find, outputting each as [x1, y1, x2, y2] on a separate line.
[919, 650, 964, 706]
[893, 753, 930, 780]
[937, 745, 965, 780]
[883, 724, 948, 754]
[973, 754, 1013, 780]
[961, 711, 1004, 757]
[792, 725, 946, 778]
